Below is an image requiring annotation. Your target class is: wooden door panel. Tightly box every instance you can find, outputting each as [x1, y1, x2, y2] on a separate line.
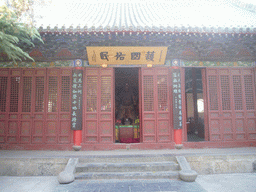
[99, 69, 113, 143]
[0, 71, 9, 143]
[32, 69, 46, 144]
[141, 67, 171, 143]
[20, 71, 33, 144]
[142, 68, 156, 143]
[59, 69, 72, 144]
[84, 68, 114, 144]
[207, 68, 256, 142]
[7, 69, 22, 143]
[46, 69, 59, 144]
[84, 68, 99, 143]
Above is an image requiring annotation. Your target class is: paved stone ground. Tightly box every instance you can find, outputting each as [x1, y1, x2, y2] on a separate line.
[1, 147, 256, 158]
[1, 173, 256, 192]
[1, 148, 256, 191]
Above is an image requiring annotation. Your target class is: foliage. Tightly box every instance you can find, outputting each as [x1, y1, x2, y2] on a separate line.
[0, 2, 43, 62]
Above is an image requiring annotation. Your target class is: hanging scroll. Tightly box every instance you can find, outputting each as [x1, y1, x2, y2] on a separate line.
[71, 69, 83, 130]
[172, 69, 182, 129]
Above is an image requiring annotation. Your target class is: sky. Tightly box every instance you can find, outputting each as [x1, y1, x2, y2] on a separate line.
[0, 0, 256, 5]
[1, 0, 255, 29]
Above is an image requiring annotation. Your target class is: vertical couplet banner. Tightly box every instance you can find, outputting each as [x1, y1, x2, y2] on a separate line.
[71, 69, 83, 130]
[172, 69, 183, 129]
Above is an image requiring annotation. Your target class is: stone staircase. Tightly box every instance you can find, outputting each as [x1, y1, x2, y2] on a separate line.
[74, 155, 180, 180]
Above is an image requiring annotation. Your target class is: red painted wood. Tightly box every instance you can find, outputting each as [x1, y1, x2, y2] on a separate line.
[139, 68, 143, 142]
[141, 67, 171, 143]
[207, 68, 256, 142]
[73, 130, 82, 146]
[174, 129, 182, 144]
[99, 68, 114, 143]
[46, 68, 59, 144]
[32, 69, 47, 144]
[201, 68, 209, 141]
[20, 69, 33, 144]
[59, 69, 72, 144]
[84, 68, 98, 143]
[0, 69, 9, 144]
[7, 69, 22, 144]
[83, 68, 114, 144]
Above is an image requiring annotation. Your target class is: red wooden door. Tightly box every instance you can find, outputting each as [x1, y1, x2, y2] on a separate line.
[84, 68, 114, 144]
[0, 69, 10, 144]
[32, 69, 47, 144]
[7, 69, 22, 143]
[20, 69, 48, 144]
[141, 67, 171, 143]
[46, 68, 72, 144]
[58, 69, 72, 143]
[20, 69, 34, 144]
[46, 69, 59, 144]
[207, 68, 256, 141]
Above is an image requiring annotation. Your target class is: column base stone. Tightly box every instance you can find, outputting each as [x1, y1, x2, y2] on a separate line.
[73, 145, 81, 151]
[175, 144, 183, 149]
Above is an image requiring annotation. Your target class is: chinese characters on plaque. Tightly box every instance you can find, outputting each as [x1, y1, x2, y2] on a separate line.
[71, 69, 83, 130]
[87, 47, 167, 65]
[172, 69, 182, 129]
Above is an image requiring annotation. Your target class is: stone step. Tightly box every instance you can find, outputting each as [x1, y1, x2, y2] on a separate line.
[78, 155, 176, 163]
[75, 171, 179, 180]
[76, 161, 179, 173]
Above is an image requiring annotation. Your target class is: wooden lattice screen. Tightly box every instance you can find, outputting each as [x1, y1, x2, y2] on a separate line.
[141, 67, 171, 143]
[207, 68, 256, 141]
[0, 68, 72, 145]
[84, 68, 114, 144]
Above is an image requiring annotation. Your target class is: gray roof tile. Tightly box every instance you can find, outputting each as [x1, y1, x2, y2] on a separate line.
[35, 0, 256, 33]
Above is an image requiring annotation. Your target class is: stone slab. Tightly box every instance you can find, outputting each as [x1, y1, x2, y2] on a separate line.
[76, 161, 179, 172]
[176, 156, 192, 170]
[58, 158, 78, 184]
[75, 171, 179, 180]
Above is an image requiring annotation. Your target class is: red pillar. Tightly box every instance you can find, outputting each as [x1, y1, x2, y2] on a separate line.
[73, 130, 82, 150]
[72, 65, 83, 151]
[172, 66, 183, 149]
[174, 129, 182, 145]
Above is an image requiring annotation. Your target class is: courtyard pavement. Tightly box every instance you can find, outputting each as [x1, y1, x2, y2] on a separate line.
[0, 147, 256, 191]
[0, 173, 256, 192]
[1, 147, 256, 158]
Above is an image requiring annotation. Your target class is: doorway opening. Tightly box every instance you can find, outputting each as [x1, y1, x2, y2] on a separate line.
[114, 68, 140, 143]
[185, 68, 205, 142]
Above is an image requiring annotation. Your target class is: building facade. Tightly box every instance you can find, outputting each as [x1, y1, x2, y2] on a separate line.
[0, 1, 255, 150]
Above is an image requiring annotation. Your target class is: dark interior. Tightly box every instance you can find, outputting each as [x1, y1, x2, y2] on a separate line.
[115, 68, 140, 143]
[185, 68, 205, 142]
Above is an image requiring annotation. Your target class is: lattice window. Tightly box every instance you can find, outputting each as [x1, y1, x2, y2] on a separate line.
[220, 75, 231, 110]
[143, 76, 154, 111]
[233, 76, 243, 110]
[101, 76, 111, 112]
[61, 76, 70, 112]
[22, 77, 32, 112]
[244, 75, 255, 110]
[157, 76, 168, 111]
[48, 76, 58, 112]
[0, 77, 7, 112]
[208, 76, 218, 110]
[87, 76, 97, 112]
[35, 77, 45, 112]
[10, 77, 20, 112]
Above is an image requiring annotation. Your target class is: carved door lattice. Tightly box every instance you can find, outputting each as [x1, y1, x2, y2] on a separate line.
[207, 68, 256, 141]
[0, 68, 72, 145]
[84, 68, 114, 144]
[141, 67, 171, 143]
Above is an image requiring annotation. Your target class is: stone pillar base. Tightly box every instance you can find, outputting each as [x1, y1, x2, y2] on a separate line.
[73, 145, 81, 151]
[175, 144, 183, 149]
